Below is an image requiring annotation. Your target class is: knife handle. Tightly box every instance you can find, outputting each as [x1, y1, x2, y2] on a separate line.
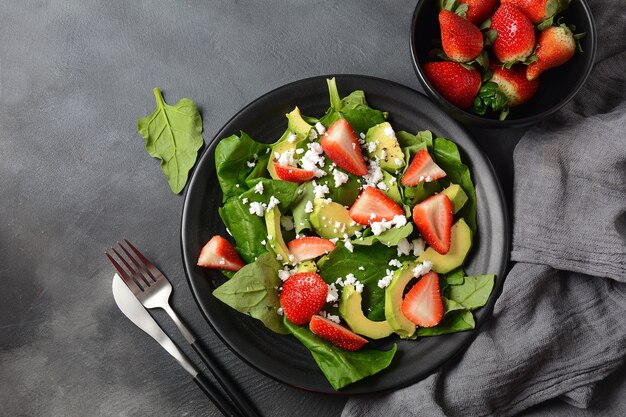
[193, 373, 243, 417]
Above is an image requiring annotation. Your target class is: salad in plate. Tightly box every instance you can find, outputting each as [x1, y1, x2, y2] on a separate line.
[197, 78, 495, 390]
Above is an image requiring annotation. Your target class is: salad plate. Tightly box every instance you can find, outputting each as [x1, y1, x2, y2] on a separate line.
[180, 75, 509, 394]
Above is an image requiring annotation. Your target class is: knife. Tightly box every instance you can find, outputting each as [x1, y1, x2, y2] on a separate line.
[112, 274, 243, 417]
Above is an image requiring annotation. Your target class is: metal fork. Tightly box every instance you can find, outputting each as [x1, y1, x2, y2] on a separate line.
[106, 239, 260, 417]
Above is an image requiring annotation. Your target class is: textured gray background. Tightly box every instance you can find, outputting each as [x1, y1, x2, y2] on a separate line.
[0, 1, 525, 416]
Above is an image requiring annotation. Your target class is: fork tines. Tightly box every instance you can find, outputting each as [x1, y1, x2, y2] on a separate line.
[105, 240, 159, 295]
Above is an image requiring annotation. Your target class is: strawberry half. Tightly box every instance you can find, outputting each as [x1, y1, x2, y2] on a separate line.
[320, 119, 368, 176]
[274, 162, 315, 183]
[491, 64, 539, 107]
[280, 272, 328, 325]
[197, 235, 245, 272]
[401, 272, 444, 327]
[459, 0, 498, 25]
[526, 24, 580, 81]
[287, 236, 336, 262]
[490, 4, 536, 65]
[439, 10, 484, 63]
[309, 315, 368, 351]
[412, 194, 453, 255]
[349, 186, 405, 226]
[401, 149, 447, 187]
[422, 62, 482, 109]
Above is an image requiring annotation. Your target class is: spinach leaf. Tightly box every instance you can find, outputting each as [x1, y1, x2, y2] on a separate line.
[215, 132, 270, 201]
[433, 137, 477, 232]
[284, 319, 397, 390]
[137, 88, 204, 194]
[416, 310, 475, 336]
[292, 182, 315, 233]
[441, 267, 465, 288]
[446, 275, 495, 311]
[318, 243, 398, 321]
[353, 223, 414, 247]
[213, 253, 287, 334]
[396, 130, 433, 153]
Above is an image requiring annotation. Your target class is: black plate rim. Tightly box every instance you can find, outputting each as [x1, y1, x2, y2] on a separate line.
[180, 74, 510, 395]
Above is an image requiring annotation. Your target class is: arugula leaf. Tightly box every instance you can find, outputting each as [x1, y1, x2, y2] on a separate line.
[284, 318, 397, 390]
[416, 310, 475, 336]
[447, 275, 495, 311]
[213, 253, 287, 334]
[215, 132, 271, 201]
[137, 88, 204, 194]
[353, 223, 414, 247]
[318, 243, 398, 321]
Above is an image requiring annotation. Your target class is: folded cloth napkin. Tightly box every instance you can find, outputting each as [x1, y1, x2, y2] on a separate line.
[343, 1, 626, 416]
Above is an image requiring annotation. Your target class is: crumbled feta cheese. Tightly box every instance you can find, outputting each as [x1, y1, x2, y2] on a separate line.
[364, 160, 384, 187]
[377, 181, 388, 191]
[246, 160, 256, 168]
[329, 237, 339, 244]
[266, 147, 271, 154]
[388, 259, 403, 268]
[332, 169, 349, 188]
[261, 240, 267, 245]
[280, 216, 294, 231]
[326, 313, 341, 324]
[344, 273, 356, 285]
[309, 129, 318, 140]
[397, 238, 412, 256]
[300, 142, 326, 178]
[304, 200, 314, 214]
[358, 266, 365, 271]
[219, 259, 225, 265]
[359, 132, 366, 139]
[276, 148, 296, 166]
[344, 239, 354, 253]
[384, 125, 395, 138]
[288, 254, 296, 263]
[248, 202, 266, 216]
[313, 182, 330, 199]
[326, 283, 339, 303]
[277, 307, 284, 315]
[392, 215, 407, 228]
[378, 269, 394, 289]
[367, 141, 378, 153]
[412, 238, 426, 256]
[267, 235, 273, 241]
[295, 148, 304, 155]
[419, 175, 425, 182]
[315, 122, 326, 135]
[275, 253, 283, 261]
[425, 175, 432, 182]
[394, 158, 402, 166]
[413, 261, 433, 277]
[267, 196, 281, 211]
[379, 149, 387, 160]
[235, 184, 240, 188]
[254, 182, 264, 194]
[241, 197, 249, 204]
[335, 277, 344, 286]
[286, 133, 297, 143]
[371, 221, 386, 236]
[354, 282, 364, 293]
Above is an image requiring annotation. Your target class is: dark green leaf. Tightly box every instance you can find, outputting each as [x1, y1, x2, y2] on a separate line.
[416, 309, 475, 336]
[447, 274, 495, 310]
[485, 29, 498, 45]
[353, 223, 414, 247]
[478, 18, 491, 30]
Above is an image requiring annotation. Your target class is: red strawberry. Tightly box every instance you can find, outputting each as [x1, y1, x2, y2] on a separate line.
[320, 119, 368, 176]
[412, 194, 453, 255]
[422, 62, 481, 109]
[491, 64, 539, 106]
[287, 236, 336, 262]
[439, 10, 484, 63]
[274, 162, 315, 183]
[279, 272, 328, 325]
[490, 4, 536, 65]
[500, 0, 562, 24]
[526, 24, 579, 81]
[459, 0, 498, 25]
[197, 236, 245, 272]
[401, 272, 444, 327]
[309, 315, 368, 351]
[401, 149, 447, 187]
[348, 186, 405, 226]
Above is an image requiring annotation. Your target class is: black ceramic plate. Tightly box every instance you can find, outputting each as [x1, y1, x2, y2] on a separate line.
[181, 75, 509, 394]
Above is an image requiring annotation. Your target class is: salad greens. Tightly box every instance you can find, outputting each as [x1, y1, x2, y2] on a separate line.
[137, 88, 204, 194]
[209, 78, 495, 390]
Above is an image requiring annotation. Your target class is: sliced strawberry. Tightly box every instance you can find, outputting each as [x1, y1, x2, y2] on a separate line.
[401, 272, 444, 327]
[348, 186, 405, 226]
[274, 162, 315, 183]
[401, 149, 447, 187]
[309, 315, 368, 351]
[320, 119, 368, 176]
[287, 236, 336, 262]
[412, 194, 453, 255]
[280, 272, 328, 325]
[197, 236, 245, 272]
[439, 10, 484, 63]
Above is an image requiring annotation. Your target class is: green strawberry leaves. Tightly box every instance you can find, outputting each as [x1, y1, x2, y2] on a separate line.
[471, 70, 510, 120]
[137, 88, 204, 194]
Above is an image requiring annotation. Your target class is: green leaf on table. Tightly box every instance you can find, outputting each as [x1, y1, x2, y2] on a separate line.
[137, 88, 204, 194]
[446, 274, 495, 310]
[213, 253, 288, 334]
[284, 318, 397, 390]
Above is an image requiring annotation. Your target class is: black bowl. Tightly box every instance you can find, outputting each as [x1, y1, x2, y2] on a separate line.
[410, 0, 597, 128]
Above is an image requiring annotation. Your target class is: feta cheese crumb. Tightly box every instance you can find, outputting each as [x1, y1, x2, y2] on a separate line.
[286, 133, 297, 143]
[359, 132, 366, 139]
[315, 122, 326, 135]
[277, 307, 284, 316]
[367, 141, 378, 153]
[388, 259, 403, 268]
[378, 269, 394, 289]
[326, 283, 339, 303]
[332, 169, 350, 188]
[276, 148, 296, 166]
[326, 313, 341, 324]
[425, 175, 432, 182]
[304, 200, 314, 214]
[309, 129, 318, 140]
[266, 196, 281, 211]
[354, 281, 364, 293]
[392, 215, 407, 228]
[275, 253, 283, 261]
[364, 160, 384, 187]
[261, 240, 267, 245]
[397, 238, 412, 256]
[344, 273, 356, 285]
[300, 142, 326, 178]
[377, 181, 388, 191]
[358, 266, 365, 271]
[248, 202, 266, 216]
[371, 221, 386, 236]
[413, 261, 433, 277]
[242, 197, 249, 204]
[313, 182, 330, 199]
[412, 238, 426, 256]
[254, 182, 264, 194]
[246, 160, 256, 168]
[344, 239, 354, 253]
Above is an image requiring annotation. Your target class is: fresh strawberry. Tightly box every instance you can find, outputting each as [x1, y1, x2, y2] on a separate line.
[491, 64, 540, 106]
[401, 149, 447, 187]
[422, 62, 482, 109]
[349, 186, 404, 226]
[287, 236, 336, 262]
[490, 4, 536, 65]
[309, 315, 368, 351]
[274, 162, 315, 183]
[500, 0, 563, 24]
[459, 0, 498, 25]
[401, 272, 444, 327]
[412, 194, 453, 255]
[439, 10, 484, 63]
[526, 24, 581, 81]
[197, 236, 245, 272]
[280, 272, 328, 325]
[320, 119, 368, 176]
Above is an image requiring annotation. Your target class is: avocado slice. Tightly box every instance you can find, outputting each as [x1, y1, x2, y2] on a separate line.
[339, 285, 393, 339]
[309, 199, 360, 239]
[268, 107, 313, 180]
[384, 263, 417, 339]
[364, 122, 405, 172]
[286, 106, 313, 137]
[440, 184, 468, 214]
[264, 206, 292, 263]
[296, 260, 317, 273]
[418, 218, 472, 274]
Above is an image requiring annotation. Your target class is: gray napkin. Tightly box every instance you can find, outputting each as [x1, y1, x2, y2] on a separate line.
[343, 1, 626, 416]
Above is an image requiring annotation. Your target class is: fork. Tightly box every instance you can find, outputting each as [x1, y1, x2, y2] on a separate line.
[106, 239, 260, 417]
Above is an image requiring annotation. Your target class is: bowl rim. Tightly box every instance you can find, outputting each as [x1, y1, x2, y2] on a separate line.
[410, 0, 597, 126]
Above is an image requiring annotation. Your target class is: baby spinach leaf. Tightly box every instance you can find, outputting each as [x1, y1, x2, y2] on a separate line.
[441, 267, 465, 289]
[353, 223, 414, 247]
[137, 88, 204, 194]
[292, 182, 315, 233]
[213, 253, 287, 334]
[284, 318, 397, 390]
[215, 132, 271, 201]
[447, 274, 495, 311]
[416, 310, 475, 336]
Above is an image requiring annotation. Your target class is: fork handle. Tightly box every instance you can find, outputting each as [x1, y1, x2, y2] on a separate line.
[193, 373, 243, 417]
